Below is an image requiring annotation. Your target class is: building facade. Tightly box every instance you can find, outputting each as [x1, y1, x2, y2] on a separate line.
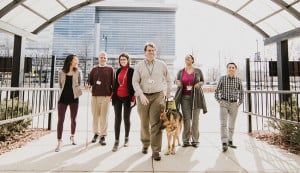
[52, 1, 177, 79]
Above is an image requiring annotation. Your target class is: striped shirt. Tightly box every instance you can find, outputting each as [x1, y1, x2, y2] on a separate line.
[214, 75, 244, 104]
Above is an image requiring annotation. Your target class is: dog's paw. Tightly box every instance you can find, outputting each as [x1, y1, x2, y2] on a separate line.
[171, 151, 176, 155]
[165, 151, 170, 155]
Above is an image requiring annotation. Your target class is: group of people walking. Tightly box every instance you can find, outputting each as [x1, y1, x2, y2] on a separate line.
[55, 42, 244, 161]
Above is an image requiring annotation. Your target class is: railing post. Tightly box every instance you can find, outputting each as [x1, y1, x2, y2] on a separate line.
[48, 55, 56, 130]
[246, 58, 252, 133]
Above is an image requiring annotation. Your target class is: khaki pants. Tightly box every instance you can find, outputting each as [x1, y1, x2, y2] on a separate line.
[137, 92, 164, 152]
[219, 101, 239, 143]
[91, 96, 110, 137]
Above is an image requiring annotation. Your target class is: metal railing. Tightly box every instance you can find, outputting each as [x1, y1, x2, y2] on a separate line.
[0, 87, 59, 129]
[243, 90, 300, 132]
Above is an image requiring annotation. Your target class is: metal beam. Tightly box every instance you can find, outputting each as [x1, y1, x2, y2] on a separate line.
[193, 0, 269, 38]
[271, 0, 300, 21]
[0, 20, 37, 40]
[0, 0, 25, 18]
[264, 27, 300, 45]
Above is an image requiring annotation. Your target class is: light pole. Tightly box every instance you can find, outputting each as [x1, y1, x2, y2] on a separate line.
[102, 34, 107, 52]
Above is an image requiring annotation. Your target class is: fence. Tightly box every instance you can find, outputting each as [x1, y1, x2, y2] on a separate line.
[0, 87, 59, 129]
[244, 58, 300, 147]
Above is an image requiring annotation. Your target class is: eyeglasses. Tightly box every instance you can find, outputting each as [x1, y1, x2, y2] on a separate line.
[120, 59, 127, 61]
[99, 57, 106, 59]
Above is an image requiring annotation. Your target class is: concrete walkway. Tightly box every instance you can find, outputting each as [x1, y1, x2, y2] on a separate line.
[0, 92, 299, 173]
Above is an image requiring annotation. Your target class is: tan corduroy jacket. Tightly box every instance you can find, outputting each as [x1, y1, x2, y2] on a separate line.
[58, 69, 83, 99]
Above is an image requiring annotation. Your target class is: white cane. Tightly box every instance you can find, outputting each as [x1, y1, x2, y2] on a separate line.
[190, 87, 195, 143]
[85, 89, 90, 149]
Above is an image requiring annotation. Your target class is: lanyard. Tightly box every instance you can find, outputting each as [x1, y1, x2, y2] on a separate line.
[118, 68, 128, 86]
[144, 60, 154, 77]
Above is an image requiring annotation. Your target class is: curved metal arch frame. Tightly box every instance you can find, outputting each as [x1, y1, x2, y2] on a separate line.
[194, 0, 300, 39]
[0, 0, 300, 38]
[33, 0, 105, 34]
[0, 0, 105, 35]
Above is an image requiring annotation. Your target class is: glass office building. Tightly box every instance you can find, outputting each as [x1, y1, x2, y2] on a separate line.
[53, 2, 176, 77]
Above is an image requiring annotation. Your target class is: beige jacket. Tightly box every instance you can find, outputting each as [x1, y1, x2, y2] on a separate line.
[58, 70, 82, 99]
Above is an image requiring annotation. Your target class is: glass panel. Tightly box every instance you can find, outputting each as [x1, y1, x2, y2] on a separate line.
[0, 0, 12, 9]
[238, 8, 258, 23]
[279, 10, 300, 28]
[24, 0, 65, 19]
[263, 11, 298, 34]
[2, 6, 45, 32]
[60, 0, 86, 8]
[207, 0, 218, 3]
[292, 2, 300, 12]
[218, 0, 249, 12]
[283, 0, 298, 5]
[257, 22, 278, 37]
[241, 0, 281, 22]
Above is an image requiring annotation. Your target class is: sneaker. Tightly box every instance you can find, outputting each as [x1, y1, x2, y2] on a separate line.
[99, 136, 106, 145]
[222, 143, 228, 152]
[91, 134, 98, 143]
[228, 141, 237, 149]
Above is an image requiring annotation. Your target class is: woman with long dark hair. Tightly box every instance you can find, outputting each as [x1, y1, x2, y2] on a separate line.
[55, 54, 82, 152]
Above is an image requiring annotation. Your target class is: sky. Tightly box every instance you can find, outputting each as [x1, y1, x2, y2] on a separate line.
[175, 0, 265, 76]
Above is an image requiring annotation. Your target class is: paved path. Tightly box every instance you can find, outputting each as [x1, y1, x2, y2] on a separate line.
[0, 92, 300, 173]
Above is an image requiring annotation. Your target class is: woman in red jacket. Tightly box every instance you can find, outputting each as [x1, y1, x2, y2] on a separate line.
[111, 52, 136, 152]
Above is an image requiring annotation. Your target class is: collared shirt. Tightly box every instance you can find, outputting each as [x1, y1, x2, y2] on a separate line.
[132, 59, 172, 96]
[214, 75, 244, 104]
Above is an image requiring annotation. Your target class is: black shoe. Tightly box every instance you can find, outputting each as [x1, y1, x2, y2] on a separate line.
[182, 142, 190, 147]
[70, 135, 76, 145]
[99, 136, 106, 145]
[124, 137, 129, 147]
[91, 134, 98, 143]
[152, 152, 161, 161]
[112, 140, 119, 152]
[192, 142, 199, 148]
[222, 143, 228, 152]
[228, 141, 237, 149]
[142, 147, 148, 154]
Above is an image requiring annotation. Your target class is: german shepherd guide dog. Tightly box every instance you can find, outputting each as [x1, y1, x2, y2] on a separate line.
[160, 108, 183, 155]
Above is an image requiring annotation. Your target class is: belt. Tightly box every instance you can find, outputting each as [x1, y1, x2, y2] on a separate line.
[143, 92, 161, 96]
[221, 98, 237, 103]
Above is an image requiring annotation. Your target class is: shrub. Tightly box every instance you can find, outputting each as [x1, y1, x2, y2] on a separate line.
[0, 98, 32, 142]
[269, 97, 300, 145]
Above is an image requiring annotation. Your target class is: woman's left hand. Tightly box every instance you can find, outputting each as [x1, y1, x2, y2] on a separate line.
[194, 83, 200, 89]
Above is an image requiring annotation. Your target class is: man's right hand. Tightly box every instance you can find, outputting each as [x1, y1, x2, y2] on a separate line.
[139, 94, 149, 105]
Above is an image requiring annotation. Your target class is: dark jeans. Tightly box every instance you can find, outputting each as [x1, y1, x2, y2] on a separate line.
[113, 96, 132, 140]
[57, 103, 79, 140]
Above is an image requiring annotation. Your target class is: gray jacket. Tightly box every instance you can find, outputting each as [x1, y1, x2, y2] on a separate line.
[174, 68, 207, 114]
[58, 70, 82, 99]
